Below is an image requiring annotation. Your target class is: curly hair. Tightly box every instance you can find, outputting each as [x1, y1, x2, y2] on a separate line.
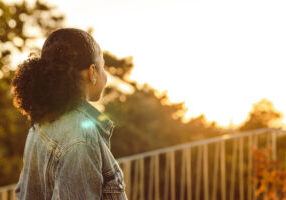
[10, 28, 100, 128]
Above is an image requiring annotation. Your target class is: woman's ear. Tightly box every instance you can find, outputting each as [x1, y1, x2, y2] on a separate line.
[88, 64, 97, 84]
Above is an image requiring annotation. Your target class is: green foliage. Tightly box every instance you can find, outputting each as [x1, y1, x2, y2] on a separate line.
[0, 0, 284, 189]
[0, 0, 65, 186]
[103, 50, 134, 82]
[239, 98, 283, 131]
[0, 0, 222, 185]
[0, 0, 65, 78]
[105, 82, 188, 157]
[104, 81, 221, 158]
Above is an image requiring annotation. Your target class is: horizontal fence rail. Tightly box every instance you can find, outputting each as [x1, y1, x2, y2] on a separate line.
[1, 128, 286, 200]
[116, 128, 286, 200]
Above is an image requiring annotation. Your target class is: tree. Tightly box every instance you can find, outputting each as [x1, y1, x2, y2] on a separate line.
[0, 0, 65, 186]
[104, 82, 189, 157]
[103, 50, 134, 83]
[239, 98, 283, 131]
[0, 0, 65, 78]
[100, 51, 221, 157]
[0, 0, 225, 187]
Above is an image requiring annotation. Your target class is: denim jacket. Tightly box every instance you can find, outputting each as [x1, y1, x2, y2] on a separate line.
[15, 100, 128, 200]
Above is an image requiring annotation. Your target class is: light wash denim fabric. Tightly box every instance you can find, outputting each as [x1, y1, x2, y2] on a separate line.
[15, 100, 128, 200]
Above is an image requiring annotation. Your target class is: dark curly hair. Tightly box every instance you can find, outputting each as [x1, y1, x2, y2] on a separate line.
[10, 28, 100, 128]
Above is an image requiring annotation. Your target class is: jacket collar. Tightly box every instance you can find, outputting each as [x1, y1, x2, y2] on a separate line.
[75, 100, 115, 139]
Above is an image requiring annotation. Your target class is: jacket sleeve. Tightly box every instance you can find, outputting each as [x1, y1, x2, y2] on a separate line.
[14, 127, 34, 199]
[52, 142, 103, 200]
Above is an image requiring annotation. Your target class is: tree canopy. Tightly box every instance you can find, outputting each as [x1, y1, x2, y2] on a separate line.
[0, 0, 283, 187]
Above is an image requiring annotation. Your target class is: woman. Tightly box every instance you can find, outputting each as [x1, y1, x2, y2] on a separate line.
[11, 28, 128, 199]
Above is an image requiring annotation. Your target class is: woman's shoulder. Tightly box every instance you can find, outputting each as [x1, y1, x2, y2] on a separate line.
[37, 108, 102, 151]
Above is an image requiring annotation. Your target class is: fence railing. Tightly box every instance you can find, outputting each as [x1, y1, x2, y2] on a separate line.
[1, 128, 286, 200]
[116, 128, 286, 200]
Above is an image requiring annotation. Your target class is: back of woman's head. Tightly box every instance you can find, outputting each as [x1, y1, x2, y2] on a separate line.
[11, 28, 99, 128]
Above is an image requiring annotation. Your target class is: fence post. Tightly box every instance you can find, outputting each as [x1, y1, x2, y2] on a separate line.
[211, 142, 219, 200]
[247, 135, 253, 200]
[239, 137, 244, 200]
[123, 161, 131, 199]
[203, 144, 209, 200]
[220, 140, 226, 200]
[196, 146, 203, 200]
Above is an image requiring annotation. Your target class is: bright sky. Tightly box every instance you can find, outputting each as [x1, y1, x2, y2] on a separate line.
[11, 0, 286, 127]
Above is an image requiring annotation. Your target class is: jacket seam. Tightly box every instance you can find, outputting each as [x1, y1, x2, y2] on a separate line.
[38, 129, 58, 150]
[58, 140, 86, 158]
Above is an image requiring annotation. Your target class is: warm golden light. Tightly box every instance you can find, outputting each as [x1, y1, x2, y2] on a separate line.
[10, 0, 286, 127]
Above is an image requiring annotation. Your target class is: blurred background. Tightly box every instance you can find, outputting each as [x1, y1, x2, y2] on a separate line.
[1, 0, 286, 199]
